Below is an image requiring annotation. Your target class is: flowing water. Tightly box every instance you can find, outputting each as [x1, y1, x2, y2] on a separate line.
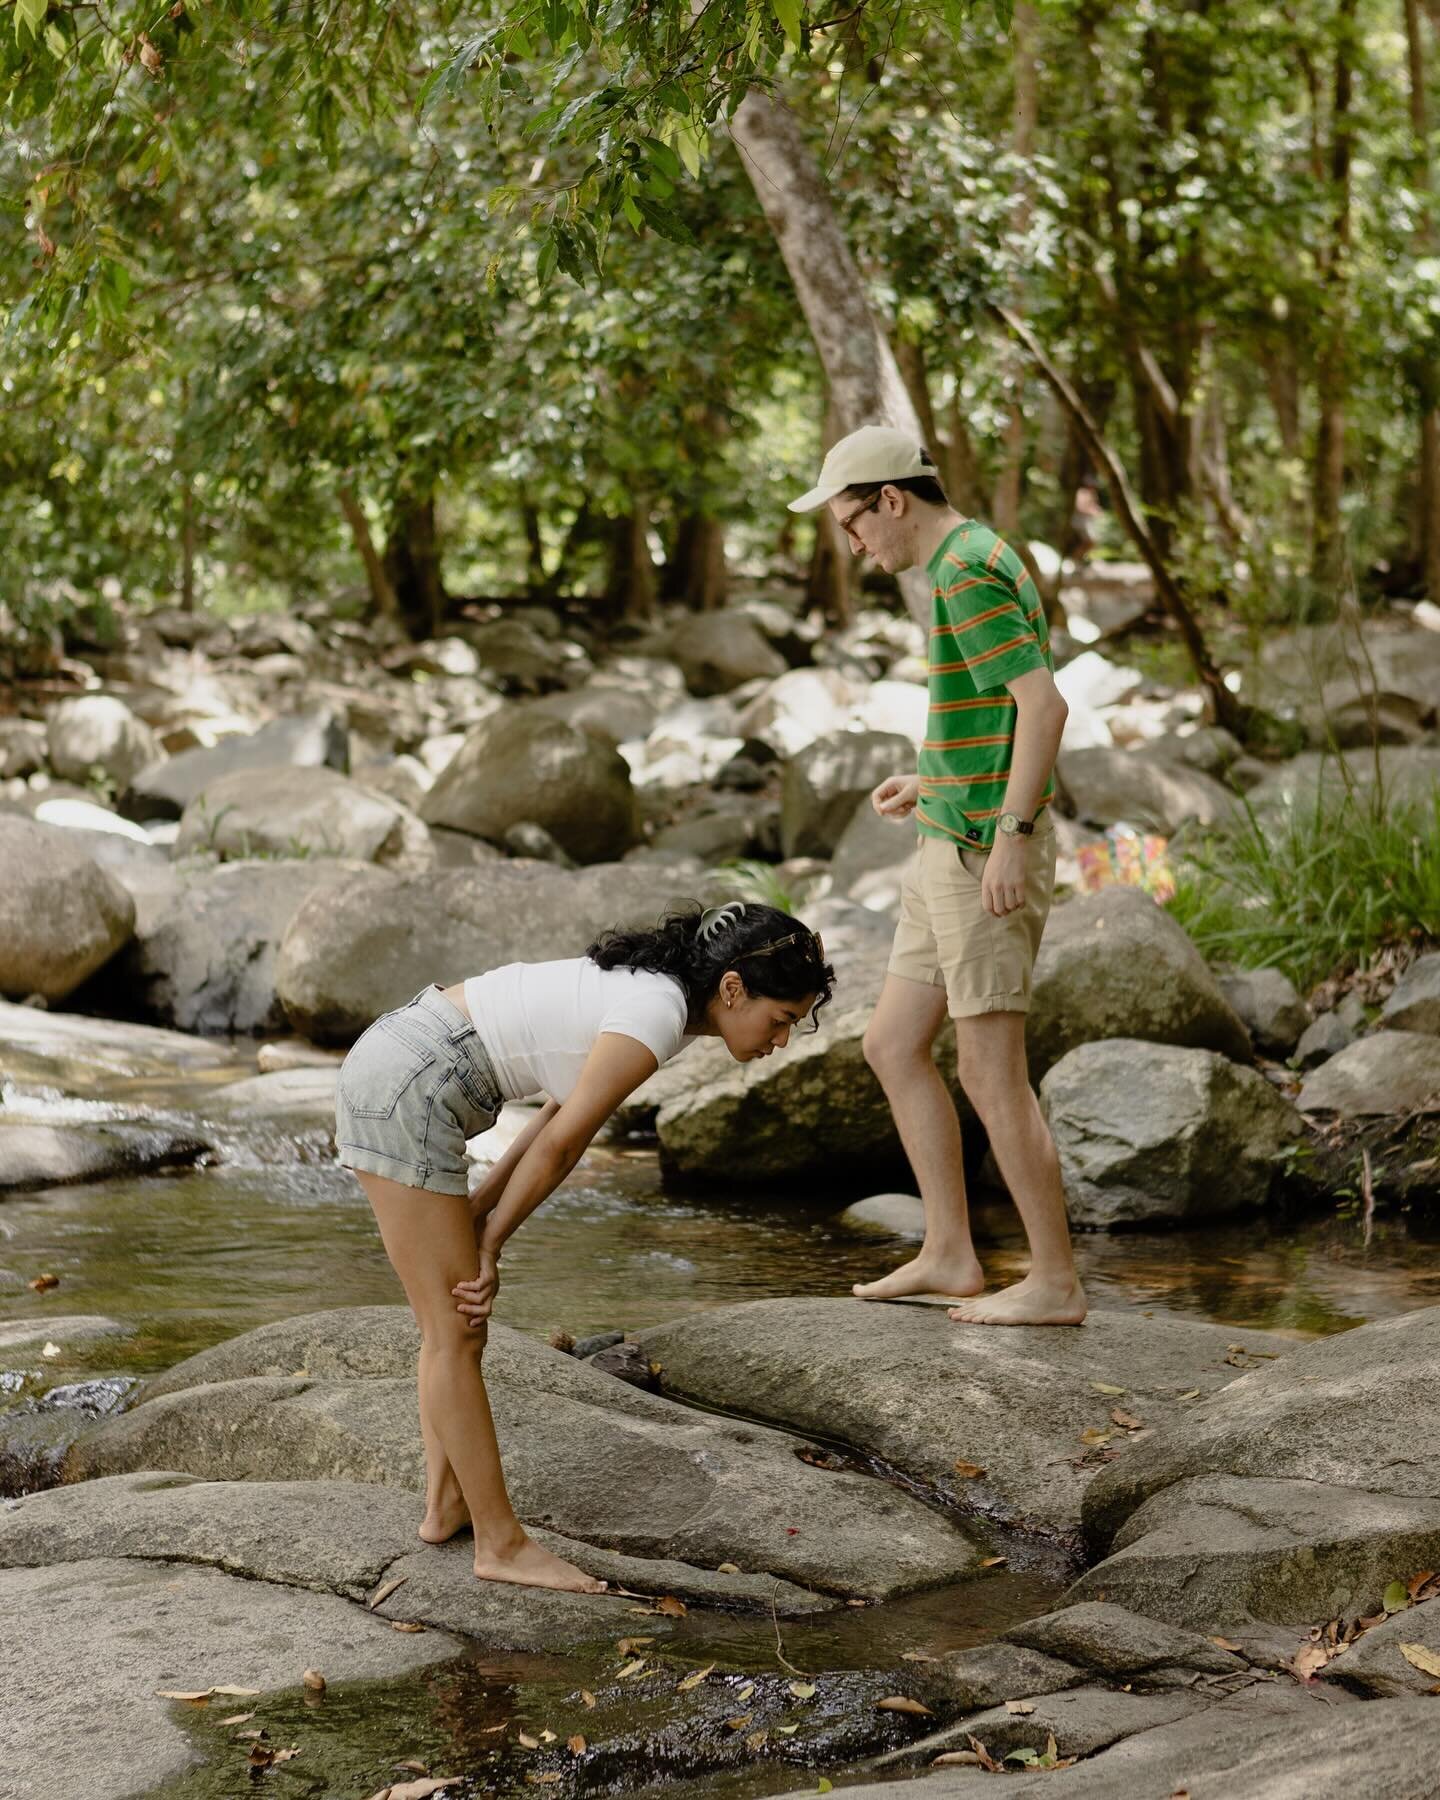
[4, 1068, 1439, 1798]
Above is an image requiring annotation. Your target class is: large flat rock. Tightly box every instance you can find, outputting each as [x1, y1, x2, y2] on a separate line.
[0, 1554, 459, 1800]
[0, 1471, 826, 1642]
[68, 1308, 981, 1600]
[1077, 1306, 1440, 1632]
[809, 1691, 1440, 1799]
[0, 998, 236, 1097]
[638, 1301, 1293, 1536]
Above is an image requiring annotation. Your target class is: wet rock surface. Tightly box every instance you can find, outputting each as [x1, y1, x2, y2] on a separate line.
[65, 1307, 984, 1601]
[0, 1119, 212, 1192]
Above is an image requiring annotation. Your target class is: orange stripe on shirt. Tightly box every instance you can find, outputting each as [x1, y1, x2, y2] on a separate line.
[964, 634, 1034, 668]
[932, 602, 1020, 638]
[986, 539, 1004, 569]
[919, 771, 1011, 788]
[928, 695, 1016, 713]
[922, 732, 1015, 750]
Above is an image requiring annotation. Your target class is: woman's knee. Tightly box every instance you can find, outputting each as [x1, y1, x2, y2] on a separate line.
[419, 1306, 486, 1362]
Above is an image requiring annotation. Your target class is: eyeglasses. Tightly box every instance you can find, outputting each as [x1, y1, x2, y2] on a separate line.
[836, 492, 882, 541]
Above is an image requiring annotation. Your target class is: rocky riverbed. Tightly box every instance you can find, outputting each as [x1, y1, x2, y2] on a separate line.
[3, 581, 1440, 1795]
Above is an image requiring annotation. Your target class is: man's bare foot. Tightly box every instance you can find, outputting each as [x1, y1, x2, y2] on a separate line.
[853, 1251, 984, 1303]
[418, 1496, 471, 1545]
[947, 1275, 1088, 1327]
[474, 1531, 609, 1595]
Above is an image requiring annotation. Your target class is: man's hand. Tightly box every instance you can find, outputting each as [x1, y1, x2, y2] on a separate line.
[981, 836, 1028, 917]
[871, 773, 921, 821]
[452, 1243, 500, 1330]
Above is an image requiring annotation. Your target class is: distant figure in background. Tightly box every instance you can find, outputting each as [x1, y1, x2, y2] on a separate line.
[334, 903, 833, 1593]
[789, 426, 1085, 1327]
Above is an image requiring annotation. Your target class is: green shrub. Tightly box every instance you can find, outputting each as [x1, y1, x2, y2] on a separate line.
[1167, 774, 1440, 992]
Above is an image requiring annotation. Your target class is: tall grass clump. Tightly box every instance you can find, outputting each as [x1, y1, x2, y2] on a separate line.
[1167, 770, 1440, 992]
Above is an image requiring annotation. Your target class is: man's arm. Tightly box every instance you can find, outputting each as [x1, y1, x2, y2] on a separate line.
[983, 666, 1068, 918]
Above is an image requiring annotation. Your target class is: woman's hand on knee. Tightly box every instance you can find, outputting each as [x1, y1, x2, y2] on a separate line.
[452, 1245, 499, 1329]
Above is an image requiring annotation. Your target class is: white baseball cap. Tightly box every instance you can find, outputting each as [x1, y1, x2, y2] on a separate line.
[787, 424, 943, 513]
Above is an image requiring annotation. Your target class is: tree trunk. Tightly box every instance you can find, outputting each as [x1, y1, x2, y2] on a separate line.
[992, 303, 1245, 736]
[730, 88, 930, 625]
[382, 492, 447, 639]
[667, 510, 730, 610]
[602, 510, 657, 623]
[1405, 0, 1440, 599]
[179, 479, 197, 613]
[1311, 0, 1357, 599]
[944, 392, 993, 520]
[339, 484, 400, 623]
[520, 501, 547, 593]
[993, 0, 1039, 539]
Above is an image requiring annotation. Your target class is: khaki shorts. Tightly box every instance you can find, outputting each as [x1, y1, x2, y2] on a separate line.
[888, 818, 1057, 1017]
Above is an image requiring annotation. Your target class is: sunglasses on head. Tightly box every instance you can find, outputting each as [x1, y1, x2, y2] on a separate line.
[744, 929, 826, 965]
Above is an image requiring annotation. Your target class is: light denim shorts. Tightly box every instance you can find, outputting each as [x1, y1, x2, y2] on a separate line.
[335, 986, 502, 1196]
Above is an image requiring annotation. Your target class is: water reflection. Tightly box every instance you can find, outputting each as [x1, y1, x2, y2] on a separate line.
[2, 1147, 1438, 1380]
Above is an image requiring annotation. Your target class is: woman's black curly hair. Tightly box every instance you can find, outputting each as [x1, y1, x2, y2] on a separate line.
[585, 902, 835, 1029]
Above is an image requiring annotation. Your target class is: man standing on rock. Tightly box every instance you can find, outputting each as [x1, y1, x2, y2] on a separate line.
[789, 426, 1086, 1326]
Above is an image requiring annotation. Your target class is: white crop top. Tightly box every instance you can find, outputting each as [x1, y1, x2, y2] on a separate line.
[463, 958, 694, 1103]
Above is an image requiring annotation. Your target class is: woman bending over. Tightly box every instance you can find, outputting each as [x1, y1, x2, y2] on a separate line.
[334, 902, 834, 1596]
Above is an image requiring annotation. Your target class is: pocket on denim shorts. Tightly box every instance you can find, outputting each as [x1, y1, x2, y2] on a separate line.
[339, 1024, 436, 1120]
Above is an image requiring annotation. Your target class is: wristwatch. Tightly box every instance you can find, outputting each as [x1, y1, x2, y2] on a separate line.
[997, 812, 1034, 838]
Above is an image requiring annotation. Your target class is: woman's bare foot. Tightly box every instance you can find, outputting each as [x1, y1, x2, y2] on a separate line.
[947, 1275, 1088, 1327]
[474, 1530, 609, 1595]
[418, 1495, 471, 1545]
[853, 1251, 984, 1303]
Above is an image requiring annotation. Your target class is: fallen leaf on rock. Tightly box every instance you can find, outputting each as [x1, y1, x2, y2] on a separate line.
[1111, 1409, 1144, 1431]
[579, 1690, 596, 1709]
[952, 1460, 986, 1479]
[876, 1696, 933, 1717]
[364, 1781, 457, 1800]
[217, 1713, 254, 1727]
[1091, 1381, 1125, 1395]
[27, 1273, 59, 1292]
[980, 1556, 1007, 1568]
[369, 1576, 407, 1610]
[654, 1595, 687, 1618]
[616, 1638, 654, 1658]
[901, 1651, 937, 1663]
[1400, 1644, 1440, 1678]
[248, 1744, 300, 1768]
[736, 1682, 755, 1702]
[817, 1782, 834, 1795]
[539, 1729, 557, 1743]
[744, 1729, 769, 1750]
[724, 1714, 753, 1731]
[391, 1620, 426, 1633]
[517, 1731, 540, 1749]
[1079, 1427, 1112, 1446]
[777, 1724, 800, 1736]
[302, 1668, 326, 1693]
[392, 1763, 428, 1775]
[1209, 1637, 1242, 1653]
[1177, 1389, 1201, 1400]
[1384, 1581, 1411, 1614]
[41, 1342, 60, 1358]
[155, 1690, 214, 1703]
[212, 1686, 260, 1696]
[567, 1734, 587, 1754]
[964, 1735, 1003, 1772]
[932, 1752, 985, 1767]
[676, 1665, 714, 1693]
[616, 1659, 647, 1680]
[789, 1681, 817, 1700]
[1290, 1644, 1331, 1680]
[717, 1562, 740, 1575]
[1004, 1700, 1035, 1715]
[1408, 1570, 1440, 1602]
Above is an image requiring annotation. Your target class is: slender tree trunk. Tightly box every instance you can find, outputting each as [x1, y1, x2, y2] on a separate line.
[179, 480, 197, 613]
[1311, 0, 1357, 599]
[730, 89, 930, 625]
[1405, 0, 1440, 599]
[895, 337, 942, 458]
[944, 392, 993, 520]
[686, 515, 729, 610]
[382, 492, 447, 639]
[339, 484, 400, 623]
[992, 304, 1245, 736]
[993, 0, 1038, 539]
[805, 396, 854, 624]
[520, 501, 547, 593]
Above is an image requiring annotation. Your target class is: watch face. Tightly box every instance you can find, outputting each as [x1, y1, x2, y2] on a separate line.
[998, 813, 1019, 834]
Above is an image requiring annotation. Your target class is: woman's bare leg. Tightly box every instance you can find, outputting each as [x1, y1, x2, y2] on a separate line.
[358, 1171, 606, 1593]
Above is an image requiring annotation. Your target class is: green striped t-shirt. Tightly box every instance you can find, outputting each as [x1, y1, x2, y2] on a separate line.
[915, 521, 1055, 852]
